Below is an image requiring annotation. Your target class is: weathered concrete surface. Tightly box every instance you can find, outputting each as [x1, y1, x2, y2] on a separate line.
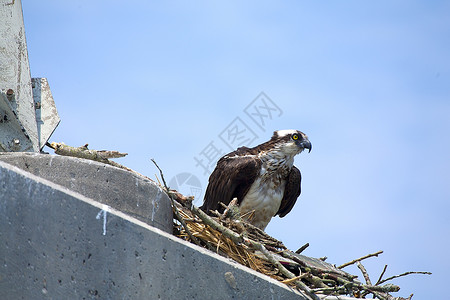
[0, 161, 308, 299]
[0, 153, 173, 233]
[32, 78, 60, 150]
[0, 0, 39, 151]
[0, 90, 35, 152]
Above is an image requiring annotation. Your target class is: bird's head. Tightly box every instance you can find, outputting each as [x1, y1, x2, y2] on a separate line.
[270, 129, 312, 156]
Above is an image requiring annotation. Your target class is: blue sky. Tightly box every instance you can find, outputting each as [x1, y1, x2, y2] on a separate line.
[22, 1, 449, 299]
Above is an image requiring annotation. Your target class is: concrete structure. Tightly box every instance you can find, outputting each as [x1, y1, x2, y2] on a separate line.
[0, 156, 308, 299]
[0, 0, 38, 151]
[0, 1, 59, 152]
[0, 153, 172, 233]
[32, 78, 61, 149]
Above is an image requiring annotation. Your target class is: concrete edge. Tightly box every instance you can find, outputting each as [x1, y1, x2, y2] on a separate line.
[0, 152, 174, 232]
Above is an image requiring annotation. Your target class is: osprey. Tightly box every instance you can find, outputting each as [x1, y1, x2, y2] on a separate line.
[200, 129, 311, 230]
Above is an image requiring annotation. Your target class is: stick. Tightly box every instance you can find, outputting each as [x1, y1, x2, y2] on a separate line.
[190, 204, 245, 245]
[312, 286, 347, 295]
[357, 261, 372, 285]
[254, 243, 321, 300]
[375, 264, 388, 285]
[324, 273, 400, 296]
[281, 273, 307, 284]
[48, 142, 127, 160]
[338, 250, 383, 269]
[376, 271, 432, 286]
[151, 159, 202, 247]
[278, 250, 357, 282]
[303, 273, 328, 289]
[47, 142, 148, 177]
[295, 243, 309, 254]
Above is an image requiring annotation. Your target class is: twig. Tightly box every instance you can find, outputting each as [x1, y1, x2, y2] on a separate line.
[295, 243, 309, 254]
[376, 271, 432, 286]
[376, 264, 388, 285]
[338, 250, 383, 269]
[303, 273, 329, 289]
[190, 204, 245, 245]
[151, 159, 169, 188]
[361, 263, 387, 298]
[312, 286, 347, 295]
[48, 142, 127, 160]
[278, 250, 358, 282]
[369, 283, 400, 293]
[281, 273, 308, 284]
[167, 189, 195, 207]
[324, 273, 399, 295]
[47, 142, 149, 177]
[357, 261, 372, 285]
[151, 159, 202, 247]
[254, 243, 321, 300]
[240, 220, 286, 249]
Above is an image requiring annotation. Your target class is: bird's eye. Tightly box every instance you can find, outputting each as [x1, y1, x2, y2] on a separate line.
[292, 134, 299, 140]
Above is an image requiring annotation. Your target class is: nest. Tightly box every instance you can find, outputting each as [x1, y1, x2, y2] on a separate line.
[174, 198, 288, 281]
[166, 189, 429, 300]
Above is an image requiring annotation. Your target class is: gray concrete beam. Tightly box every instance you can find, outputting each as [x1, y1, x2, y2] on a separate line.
[0, 152, 173, 233]
[0, 161, 308, 299]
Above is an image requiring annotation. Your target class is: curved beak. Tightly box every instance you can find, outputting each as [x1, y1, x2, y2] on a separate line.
[301, 139, 312, 153]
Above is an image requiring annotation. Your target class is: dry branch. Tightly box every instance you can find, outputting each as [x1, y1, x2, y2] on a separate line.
[376, 264, 388, 286]
[47, 142, 139, 174]
[151, 159, 202, 248]
[357, 261, 372, 286]
[338, 250, 384, 269]
[48, 142, 127, 160]
[296, 243, 310, 254]
[376, 271, 432, 286]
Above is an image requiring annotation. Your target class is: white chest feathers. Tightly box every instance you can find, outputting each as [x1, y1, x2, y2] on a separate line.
[239, 175, 287, 230]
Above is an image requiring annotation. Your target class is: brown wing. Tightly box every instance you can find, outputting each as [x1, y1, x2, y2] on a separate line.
[276, 166, 301, 218]
[200, 149, 261, 214]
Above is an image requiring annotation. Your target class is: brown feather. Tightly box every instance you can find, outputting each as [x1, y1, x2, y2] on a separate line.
[200, 147, 261, 214]
[276, 166, 301, 217]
